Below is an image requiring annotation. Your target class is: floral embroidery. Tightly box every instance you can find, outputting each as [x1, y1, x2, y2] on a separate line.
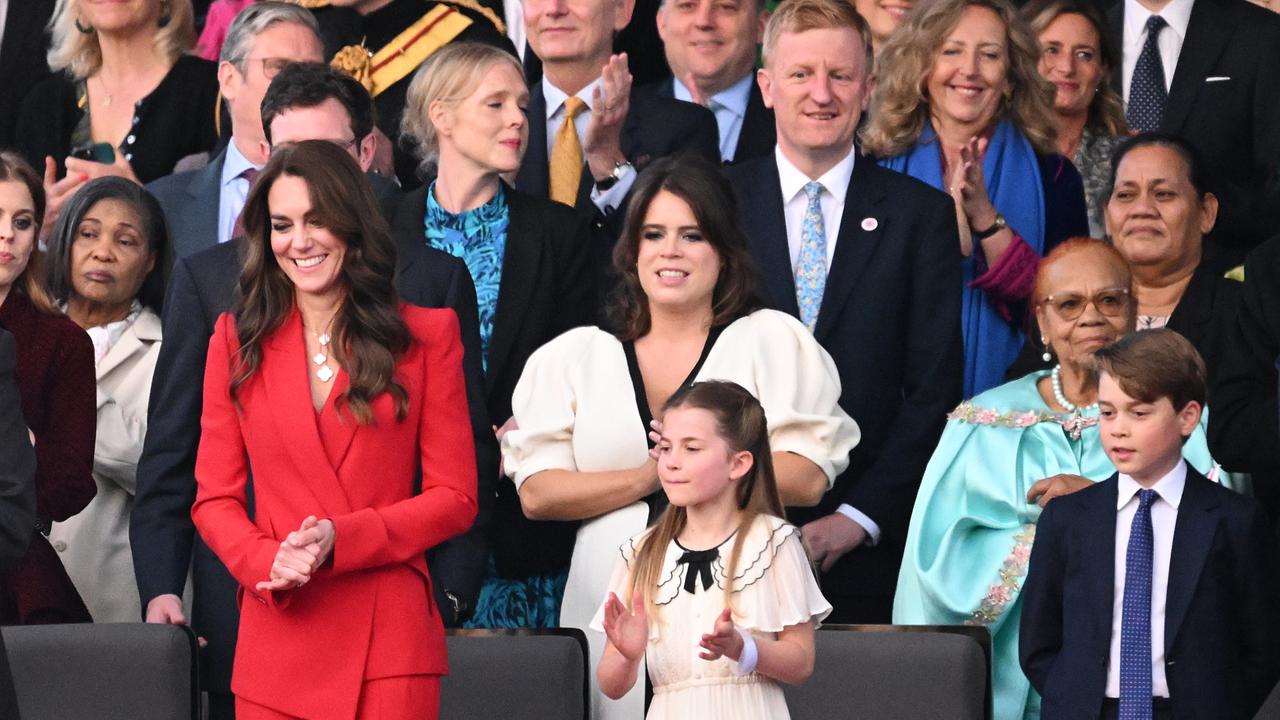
[947, 402, 1099, 440]
[967, 524, 1036, 626]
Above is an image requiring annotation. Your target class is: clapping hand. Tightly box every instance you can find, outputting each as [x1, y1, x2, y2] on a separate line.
[584, 53, 632, 181]
[946, 137, 997, 256]
[698, 608, 744, 662]
[255, 515, 336, 593]
[602, 591, 649, 662]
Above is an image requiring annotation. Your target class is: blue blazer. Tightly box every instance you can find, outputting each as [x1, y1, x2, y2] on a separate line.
[1020, 468, 1280, 719]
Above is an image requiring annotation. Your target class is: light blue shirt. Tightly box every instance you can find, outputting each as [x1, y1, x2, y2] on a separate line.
[541, 76, 635, 212]
[672, 73, 754, 163]
[217, 141, 263, 245]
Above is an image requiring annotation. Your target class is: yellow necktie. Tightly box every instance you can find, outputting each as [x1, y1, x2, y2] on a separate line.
[549, 97, 587, 206]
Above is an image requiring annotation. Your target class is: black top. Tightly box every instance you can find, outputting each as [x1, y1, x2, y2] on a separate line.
[312, 0, 515, 189]
[13, 55, 220, 184]
[0, 0, 54, 148]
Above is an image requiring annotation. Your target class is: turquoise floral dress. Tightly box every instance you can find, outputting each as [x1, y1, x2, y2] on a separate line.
[893, 370, 1244, 720]
[423, 182, 568, 628]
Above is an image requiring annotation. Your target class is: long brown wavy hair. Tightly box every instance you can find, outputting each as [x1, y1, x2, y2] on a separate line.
[608, 155, 762, 341]
[230, 140, 411, 424]
[1021, 0, 1128, 137]
[860, 0, 1060, 157]
[625, 381, 787, 620]
[0, 152, 58, 315]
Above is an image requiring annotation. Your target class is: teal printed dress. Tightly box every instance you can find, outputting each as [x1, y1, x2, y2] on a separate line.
[893, 370, 1244, 720]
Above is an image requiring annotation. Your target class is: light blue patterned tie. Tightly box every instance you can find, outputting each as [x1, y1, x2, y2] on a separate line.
[1119, 488, 1157, 720]
[795, 181, 827, 331]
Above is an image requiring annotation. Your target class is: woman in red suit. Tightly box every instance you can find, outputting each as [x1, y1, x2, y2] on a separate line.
[192, 140, 478, 720]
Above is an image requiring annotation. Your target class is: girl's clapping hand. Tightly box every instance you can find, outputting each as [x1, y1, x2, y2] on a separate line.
[602, 591, 648, 662]
[698, 608, 744, 662]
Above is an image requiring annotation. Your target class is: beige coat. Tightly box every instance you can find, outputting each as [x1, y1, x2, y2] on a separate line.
[49, 309, 165, 622]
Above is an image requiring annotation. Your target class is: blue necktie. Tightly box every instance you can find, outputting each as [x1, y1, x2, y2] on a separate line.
[795, 181, 827, 331]
[1119, 488, 1158, 720]
[1127, 16, 1169, 132]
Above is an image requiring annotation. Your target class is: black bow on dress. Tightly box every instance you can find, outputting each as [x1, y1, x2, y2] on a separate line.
[677, 548, 719, 594]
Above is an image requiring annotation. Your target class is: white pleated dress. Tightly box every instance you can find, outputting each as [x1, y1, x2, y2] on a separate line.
[591, 516, 832, 720]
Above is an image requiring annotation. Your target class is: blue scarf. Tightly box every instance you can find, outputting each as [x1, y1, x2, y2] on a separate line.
[880, 119, 1045, 398]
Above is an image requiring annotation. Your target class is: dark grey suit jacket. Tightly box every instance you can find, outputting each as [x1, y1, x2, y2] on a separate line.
[640, 76, 777, 165]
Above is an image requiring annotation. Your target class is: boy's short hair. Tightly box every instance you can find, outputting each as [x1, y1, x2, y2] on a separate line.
[1093, 329, 1206, 412]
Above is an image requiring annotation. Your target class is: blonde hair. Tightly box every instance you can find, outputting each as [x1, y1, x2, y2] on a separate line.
[761, 0, 874, 72]
[48, 0, 195, 80]
[1021, 0, 1128, 137]
[400, 42, 525, 180]
[624, 381, 789, 620]
[860, 0, 1059, 157]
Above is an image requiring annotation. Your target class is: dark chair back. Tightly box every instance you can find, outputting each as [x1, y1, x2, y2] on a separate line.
[442, 628, 589, 720]
[1, 623, 199, 720]
[784, 624, 991, 720]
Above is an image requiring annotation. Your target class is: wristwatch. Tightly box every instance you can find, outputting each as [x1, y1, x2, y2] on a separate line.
[972, 214, 1007, 240]
[594, 161, 634, 191]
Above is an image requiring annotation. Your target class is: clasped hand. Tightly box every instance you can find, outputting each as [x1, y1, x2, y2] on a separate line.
[255, 515, 336, 593]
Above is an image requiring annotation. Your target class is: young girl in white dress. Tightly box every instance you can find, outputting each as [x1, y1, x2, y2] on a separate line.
[593, 381, 831, 720]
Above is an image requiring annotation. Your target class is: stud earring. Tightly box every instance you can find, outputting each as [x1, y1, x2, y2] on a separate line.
[158, 2, 171, 28]
[75, 17, 95, 33]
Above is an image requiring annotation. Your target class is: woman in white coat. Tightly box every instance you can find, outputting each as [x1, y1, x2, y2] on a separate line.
[46, 177, 172, 622]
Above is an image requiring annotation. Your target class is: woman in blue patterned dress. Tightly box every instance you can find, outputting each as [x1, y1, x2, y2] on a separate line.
[395, 42, 598, 628]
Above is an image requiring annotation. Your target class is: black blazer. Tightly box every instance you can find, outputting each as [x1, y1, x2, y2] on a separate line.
[1108, 0, 1280, 265]
[147, 149, 403, 260]
[0, 0, 53, 148]
[639, 76, 776, 165]
[1020, 468, 1280, 719]
[1208, 234, 1280, 521]
[130, 237, 497, 694]
[392, 183, 597, 576]
[725, 153, 964, 618]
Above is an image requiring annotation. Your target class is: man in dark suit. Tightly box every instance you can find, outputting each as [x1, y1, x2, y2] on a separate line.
[725, 0, 962, 623]
[147, 2, 325, 260]
[1021, 330, 1280, 720]
[0, 0, 53, 149]
[641, 0, 774, 165]
[1108, 0, 1280, 269]
[0, 328, 35, 720]
[131, 76, 498, 720]
[515, 0, 719, 246]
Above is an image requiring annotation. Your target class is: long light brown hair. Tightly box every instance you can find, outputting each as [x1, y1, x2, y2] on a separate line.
[860, 0, 1059, 157]
[0, 152, 58, 315]
[625, 381, 786, 619]
[230, 140, 410, 424]
[1021, 0, 1128, 137]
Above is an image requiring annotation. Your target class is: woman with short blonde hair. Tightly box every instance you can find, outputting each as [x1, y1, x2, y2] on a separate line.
[862, 0, 1089, 398]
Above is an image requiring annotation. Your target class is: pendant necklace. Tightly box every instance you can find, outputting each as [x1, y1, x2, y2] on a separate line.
[307, 319, 336, 383]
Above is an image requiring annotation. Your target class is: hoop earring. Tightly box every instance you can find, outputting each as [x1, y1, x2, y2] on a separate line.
[75, 17, 95, 34]
[157, 2, 171, 28]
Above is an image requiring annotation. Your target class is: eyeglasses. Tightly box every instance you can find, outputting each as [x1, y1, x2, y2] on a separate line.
[239, 57, 293, 80]
[1041, 287, 1131, 321]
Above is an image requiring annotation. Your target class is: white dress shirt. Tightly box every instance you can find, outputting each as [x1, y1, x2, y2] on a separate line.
[672, 73, 754, 163]
[503, 0, 525, 60]
[0, 0, 10, 55]
[774, 145, 880, 543]
[217, 140, 263, 246]
[1105, 460, 1186, 699]
[541, 76, 634, 213]
[1121, 0, 1195, 102]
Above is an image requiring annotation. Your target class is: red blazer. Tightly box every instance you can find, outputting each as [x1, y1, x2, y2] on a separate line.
[192, 305, 478, 720]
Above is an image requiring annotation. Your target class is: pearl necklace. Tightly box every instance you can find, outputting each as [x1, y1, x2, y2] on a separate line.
[1051, 364, 1097, 414]
[306, 322, 335, 383]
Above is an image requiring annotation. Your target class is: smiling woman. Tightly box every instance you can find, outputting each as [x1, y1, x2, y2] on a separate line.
[863, 0, 1089, 398]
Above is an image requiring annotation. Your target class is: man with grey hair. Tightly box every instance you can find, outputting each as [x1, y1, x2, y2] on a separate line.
[146, 1, 324, 259]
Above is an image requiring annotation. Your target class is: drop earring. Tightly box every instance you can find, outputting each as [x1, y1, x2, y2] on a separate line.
[1041, 338, 1052, 363]
[75, 17, 95, 33]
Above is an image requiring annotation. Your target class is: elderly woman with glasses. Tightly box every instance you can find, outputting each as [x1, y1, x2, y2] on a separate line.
[894, 237, 1242, 720]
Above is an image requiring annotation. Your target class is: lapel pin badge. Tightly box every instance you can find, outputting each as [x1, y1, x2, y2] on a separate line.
[861, 217, 878, 231]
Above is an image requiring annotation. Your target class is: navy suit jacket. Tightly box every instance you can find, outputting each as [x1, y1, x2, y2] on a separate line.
[725, 152, 964, 619]
[130, 236, 496, 694]
[639, 76, 776, 166]
[1020, 468, 1280, 720]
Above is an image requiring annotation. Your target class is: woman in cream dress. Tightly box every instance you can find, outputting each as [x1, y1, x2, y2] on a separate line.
[501, 156, 859, 719]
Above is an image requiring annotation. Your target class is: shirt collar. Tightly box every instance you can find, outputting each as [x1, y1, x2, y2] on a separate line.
[1117, 458, 1187, 510]
[774, 145, 856, 205]
[672, 72, 754, 118]
[542, 76, 603, 121]
[1124, 0, 1195, 43]
[221, 140, 261, 187]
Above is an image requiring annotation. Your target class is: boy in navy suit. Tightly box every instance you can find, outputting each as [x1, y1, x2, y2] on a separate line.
[1021, 329, 1280, 720]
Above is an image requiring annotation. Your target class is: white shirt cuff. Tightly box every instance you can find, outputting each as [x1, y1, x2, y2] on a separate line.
[837, 504, 881, 546]
[589, 165, 636, 213]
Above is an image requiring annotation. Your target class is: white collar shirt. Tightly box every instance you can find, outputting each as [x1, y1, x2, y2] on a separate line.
[1122, 0, 1195, 102]
[774, 145, 855, 271]
[217, 140, 263, 246]
[1106, 459, 1187, 699]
